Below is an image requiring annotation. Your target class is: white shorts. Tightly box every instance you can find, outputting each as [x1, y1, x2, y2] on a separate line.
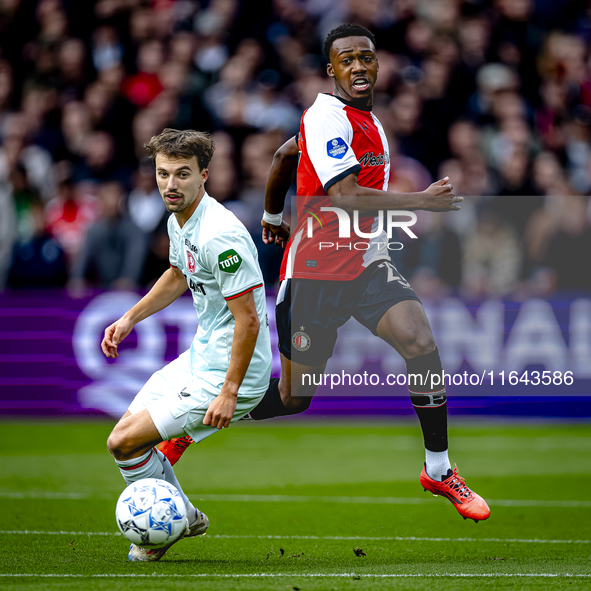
[128, 350, 266, 444]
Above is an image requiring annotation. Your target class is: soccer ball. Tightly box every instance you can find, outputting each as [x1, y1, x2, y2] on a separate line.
[115, 478, 188, 548]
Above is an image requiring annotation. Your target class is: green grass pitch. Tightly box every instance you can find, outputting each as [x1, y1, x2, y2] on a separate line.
[0, 419, 590, 590]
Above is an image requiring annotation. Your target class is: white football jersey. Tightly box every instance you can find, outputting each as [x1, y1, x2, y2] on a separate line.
[168, 193, 271, 393]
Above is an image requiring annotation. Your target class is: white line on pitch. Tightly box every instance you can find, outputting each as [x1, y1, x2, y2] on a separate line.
[0, 531, 588, 544]
[212, 535, 591, 545]
[1, 491, 590, 508]
[0, 573, 590, 578]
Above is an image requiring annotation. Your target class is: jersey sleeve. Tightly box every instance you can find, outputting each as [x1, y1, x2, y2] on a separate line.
[202, 232, 263, 300]
[303, 105, 361, 191]
[167, 215, 179, 268]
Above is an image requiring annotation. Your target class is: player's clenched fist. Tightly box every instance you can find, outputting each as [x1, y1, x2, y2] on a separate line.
[421, 176, 464, 212]
[101, 317, 134, 359]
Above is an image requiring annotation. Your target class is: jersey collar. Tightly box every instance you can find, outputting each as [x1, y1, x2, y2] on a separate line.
[323, 92, 373, 112]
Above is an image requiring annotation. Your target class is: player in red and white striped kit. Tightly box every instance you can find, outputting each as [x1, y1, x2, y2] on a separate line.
[160, 24, 489, 523]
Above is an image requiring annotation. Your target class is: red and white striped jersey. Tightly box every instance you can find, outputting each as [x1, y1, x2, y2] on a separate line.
[280, 93, 391, 281]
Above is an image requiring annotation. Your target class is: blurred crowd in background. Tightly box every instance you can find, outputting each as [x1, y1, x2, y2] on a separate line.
[1, 0, 591, 298]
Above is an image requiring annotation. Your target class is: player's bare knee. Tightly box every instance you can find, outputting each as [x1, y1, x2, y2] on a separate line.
[107, 433, 121, 458]
[403, 332, 436, 360]
[107, 429, 133, 460]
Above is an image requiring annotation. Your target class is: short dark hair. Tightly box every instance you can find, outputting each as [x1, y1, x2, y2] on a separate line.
[145, 128, 215, 170]
[323, 23, 376, 62]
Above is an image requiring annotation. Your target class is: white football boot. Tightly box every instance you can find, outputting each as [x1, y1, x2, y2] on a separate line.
[184, 509, 209, 538]
[127, 509, 209, 562]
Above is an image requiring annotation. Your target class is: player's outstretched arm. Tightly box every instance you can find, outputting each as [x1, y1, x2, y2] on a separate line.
[261, 135, 298, 247]
[328, 174, 464, 213]
[101, 266, 188, 359]
[203, 291, 260, 429]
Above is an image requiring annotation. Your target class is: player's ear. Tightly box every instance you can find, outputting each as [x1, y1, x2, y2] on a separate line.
[327, 62, 335, 78]
[201, 168, 209, 183]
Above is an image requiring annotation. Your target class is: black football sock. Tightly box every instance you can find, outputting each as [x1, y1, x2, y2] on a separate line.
[406, 348, 451, 481]
[249, 378, 289, 420]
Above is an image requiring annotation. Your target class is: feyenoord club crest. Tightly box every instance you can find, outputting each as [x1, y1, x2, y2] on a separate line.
[187, 251, 196, 273]
[292, 327, 311, 352]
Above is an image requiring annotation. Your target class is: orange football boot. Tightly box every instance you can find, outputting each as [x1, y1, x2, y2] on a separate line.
[420, 463, 490, 522]
[158, 436, 194, 466]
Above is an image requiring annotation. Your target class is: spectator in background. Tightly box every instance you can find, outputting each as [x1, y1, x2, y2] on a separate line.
[541, 196, 591, 292]
[91, 26, 124, 74]
[7, 200, 67, 289]
[0, 60, 14, 135]
[45, 172, 98, 267]
[531, 151, 571, 196]
[536, 77, 569, 153]
[83, 80, 136, 164]
[238, 130, 286, 286]
[243, 69, 300, 134]
[447, 118, 481, 163]
[417, 55, 457, 171]
[193, 0, 235, 76]
[19, 84, 59, 153]
[484, 91, 538, 169]
[0, 112, 56, 201]
[121, 40, 164, 109]
[451, 13, 490, 110]
[564, 110, 591, 194]
[0, 171, 17, 290]
[131, 109, 163, 163]
[496, 147, 535, 197]
[125, 157, 169, 285]
[445, 119, 498, 198]
[466, 63, 520, 125]
[388, 137, 433, 195]
[10, 164, 42, 243]
[5, 160, 66, 289]
[491, 147, 542, 235]
[436, 158, 477, 239]
[69, 181, 147, 293]
[57, 38, 91, 102]
[462, 205, 522, 297]
[388, 89, 429, 168]
[405, 212, 462, 299]
[140, 216, 170, 289]
[206, 131, 239, 204]
[237, 131, 280, 225]
[72, 130, 132, 187]
[58, 101, 92, 162]
[203, 54, 257, 130]
[126, 158, 166, 236]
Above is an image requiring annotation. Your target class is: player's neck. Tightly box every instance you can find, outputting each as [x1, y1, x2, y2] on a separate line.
[175, 187, 205, 228]
[330, 90, 373, 112]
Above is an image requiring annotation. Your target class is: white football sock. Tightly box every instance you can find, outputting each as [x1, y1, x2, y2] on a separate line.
[155, 449, 195, 523]
[425, 449, 451, 482]
[115, 448, 162, 485]
[114, 448, 195, 523]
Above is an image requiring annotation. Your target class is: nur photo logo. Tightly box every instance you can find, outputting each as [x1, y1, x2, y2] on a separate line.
[304, 207, 419, 251]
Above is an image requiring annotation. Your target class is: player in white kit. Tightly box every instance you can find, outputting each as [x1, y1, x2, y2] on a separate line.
[103, 128, 272, 561]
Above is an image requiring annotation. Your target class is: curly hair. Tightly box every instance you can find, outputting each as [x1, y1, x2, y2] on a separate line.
[323, 23, 376, 62]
